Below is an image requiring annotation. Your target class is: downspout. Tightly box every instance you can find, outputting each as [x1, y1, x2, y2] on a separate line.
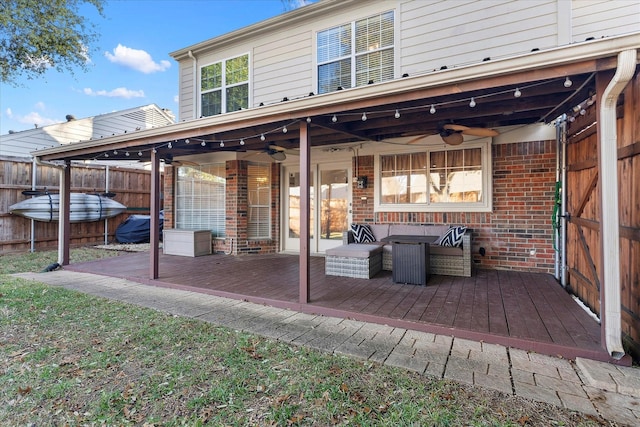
[599, 49, 637, 359]
[187, 50, 197, 119]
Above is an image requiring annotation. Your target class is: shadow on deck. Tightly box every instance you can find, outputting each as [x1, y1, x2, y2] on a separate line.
[67, 251, 612, 362]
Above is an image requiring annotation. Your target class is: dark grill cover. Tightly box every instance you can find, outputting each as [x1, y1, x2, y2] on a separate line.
[115, 211, 164, 243]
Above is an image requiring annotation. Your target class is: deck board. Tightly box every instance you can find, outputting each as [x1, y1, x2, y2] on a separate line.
[66, 252, 609, 361]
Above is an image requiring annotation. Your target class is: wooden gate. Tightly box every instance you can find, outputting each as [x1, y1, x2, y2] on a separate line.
[565, 69, 640, 358]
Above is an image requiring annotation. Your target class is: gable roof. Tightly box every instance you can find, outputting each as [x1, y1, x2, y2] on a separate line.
[0, 104, 175, 158]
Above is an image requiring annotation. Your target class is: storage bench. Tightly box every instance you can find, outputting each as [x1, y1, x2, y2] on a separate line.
[325, 244, 382, 279]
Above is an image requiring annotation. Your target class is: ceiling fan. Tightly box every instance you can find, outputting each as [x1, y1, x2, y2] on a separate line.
[408, 123, 499, 145]
[163, 154, 199, 166]
[250, 144, 298, 161]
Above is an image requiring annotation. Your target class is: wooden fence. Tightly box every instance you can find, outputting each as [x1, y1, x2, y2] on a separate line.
[0, 157, 159, 253]
[566, 70, 640, 359]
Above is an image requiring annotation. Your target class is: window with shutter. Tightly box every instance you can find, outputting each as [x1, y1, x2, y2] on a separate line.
[175, 164, 226, 236]
[247, 163, 271, 239]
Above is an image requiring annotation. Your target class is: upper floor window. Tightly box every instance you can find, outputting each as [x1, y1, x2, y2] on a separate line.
[376, 142, 492, 213]
[317, 11, 394, 94]
[200, 53, 249, 117]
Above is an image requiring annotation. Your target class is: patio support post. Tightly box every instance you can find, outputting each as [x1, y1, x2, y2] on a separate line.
[149, 148, 161, 279]
[299, 121, 311, 304]
[597, 48, 636, 359]
[58, 160, 71, 265]
[58, 161, 71, 265]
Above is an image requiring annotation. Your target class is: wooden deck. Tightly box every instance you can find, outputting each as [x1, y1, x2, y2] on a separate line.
[67, 252, 611, 362]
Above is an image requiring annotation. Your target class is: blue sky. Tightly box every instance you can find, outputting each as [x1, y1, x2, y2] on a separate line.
[0, 0, 311, 135]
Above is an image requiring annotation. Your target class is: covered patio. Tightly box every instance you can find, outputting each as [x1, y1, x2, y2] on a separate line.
[66, 251, 611, 362]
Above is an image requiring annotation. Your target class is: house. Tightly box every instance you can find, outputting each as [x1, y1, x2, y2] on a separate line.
[0, 104, 175, 160]
[30, 0, 640, 361]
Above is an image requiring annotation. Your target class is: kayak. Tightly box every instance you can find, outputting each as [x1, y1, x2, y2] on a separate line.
[9, 193, 127, 223]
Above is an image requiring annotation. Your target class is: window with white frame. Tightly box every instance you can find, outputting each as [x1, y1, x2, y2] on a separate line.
[200, 53, 249, 117]
[247, 163, 271, 239]
[317, 11, 394, 94]
[377, 142, 492, 212]
[175, 164, 226, 236]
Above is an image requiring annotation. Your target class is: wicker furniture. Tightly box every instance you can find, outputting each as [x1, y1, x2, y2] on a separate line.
[382, 235, 432, 285]
[343, 224, 472, 277]
[325, 244, 382, 279]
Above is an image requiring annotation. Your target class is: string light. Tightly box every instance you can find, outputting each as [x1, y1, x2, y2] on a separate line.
[89, 76, 575, 160]
[152, 148, 157, 154]
[125, 151, 130, 157]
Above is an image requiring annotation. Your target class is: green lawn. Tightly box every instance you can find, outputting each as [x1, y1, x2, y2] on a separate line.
[0, 248, 600, 426]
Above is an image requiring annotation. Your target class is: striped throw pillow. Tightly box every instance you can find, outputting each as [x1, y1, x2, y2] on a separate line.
[350, 224, 375, 243]
[439, 226, 467, 247]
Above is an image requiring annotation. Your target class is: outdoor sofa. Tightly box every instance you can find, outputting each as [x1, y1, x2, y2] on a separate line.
[325, 223, 472, 279]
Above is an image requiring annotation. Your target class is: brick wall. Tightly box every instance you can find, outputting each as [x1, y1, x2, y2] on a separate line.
[351, 140, 557, 273]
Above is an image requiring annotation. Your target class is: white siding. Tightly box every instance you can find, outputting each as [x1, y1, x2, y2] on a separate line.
[572, 0, 640, 42]
[175, 0, 640, 116]
[400, 0, 558, 76]
[178, 61, 195, 121]
[252, 27, 314, 106]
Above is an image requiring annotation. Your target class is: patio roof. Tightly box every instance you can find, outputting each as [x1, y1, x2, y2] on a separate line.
[32, 33, 640, 164]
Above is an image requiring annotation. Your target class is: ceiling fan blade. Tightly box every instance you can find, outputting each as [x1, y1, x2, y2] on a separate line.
[462, 127, 499, 137]
[442, 124, 469, 132]
[269, 145, 286, 152]
[406, 135, 429, 144]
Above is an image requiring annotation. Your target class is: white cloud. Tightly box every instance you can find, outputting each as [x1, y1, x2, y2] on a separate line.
[35, 101, 46, 111]
[173, 94, 179, 103]
[6, 110, 58, 128]
[83, 87, 145, 99]
[104, 44, 171, 74]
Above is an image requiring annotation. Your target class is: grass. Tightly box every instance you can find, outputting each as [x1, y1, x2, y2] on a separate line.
[0, 247, 604, 426]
